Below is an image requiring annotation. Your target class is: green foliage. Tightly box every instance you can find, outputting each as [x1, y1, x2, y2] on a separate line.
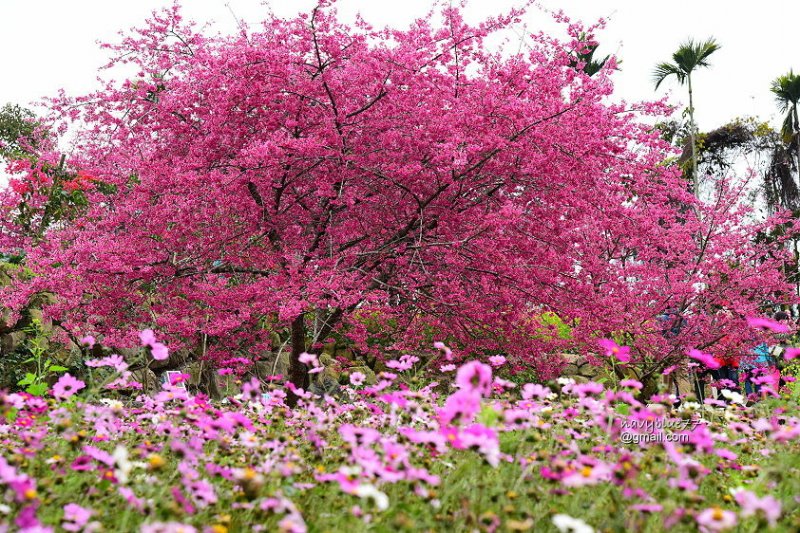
[14, 319, 68, 396]
[0, 103, 39, 160]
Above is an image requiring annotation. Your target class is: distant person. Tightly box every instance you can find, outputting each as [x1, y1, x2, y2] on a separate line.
[742, 342, 772, 396]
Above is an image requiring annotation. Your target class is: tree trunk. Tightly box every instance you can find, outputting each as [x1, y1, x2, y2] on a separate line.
[287, 313, 309, 408]
[794, 104, 800, 185]
[688, 75, 699, 197]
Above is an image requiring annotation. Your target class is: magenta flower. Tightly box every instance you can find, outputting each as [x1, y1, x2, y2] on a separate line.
[52, 374, 85, 400]
[433, 341, 453, 361]
[746, 316, 790, 333]
[139, 329, 157, 346]
[298, 352, 318, 366]
[695, 507, 737, 532]
[688, 349, 721, 369]
[150, 342, 169, 361]
[598, 339, 631, 363]
[455, 361, 493, 396]
[785, 347, 800, 360]
[62, 503, 93, 532]
[488, 355, 507, 367]
[79, 336, 96, 348]
[732, 489, 781, 526]
[139, 329, 169, 361]
[619, 379, 642, 390]
[438, 389, 481, 425]
[522, 383, 551, 400]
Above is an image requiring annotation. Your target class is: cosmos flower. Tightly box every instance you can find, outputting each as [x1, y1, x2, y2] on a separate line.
[688, 349, 721, 369]
[746, 316, 790, 333]
[731, 488, 781, 527]
[695, 507, 737, 532]
[598, 339, 630, 363]
[552, 514, 594, 533]
[52, 374, 86, 400]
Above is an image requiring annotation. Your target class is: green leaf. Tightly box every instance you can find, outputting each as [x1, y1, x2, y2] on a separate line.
[477, 404, 501, 427]
[614, 403, 630, 416]
[25, 383, 48, 396]
[49, 365, 68, 373]
[17, 373, 36, 386]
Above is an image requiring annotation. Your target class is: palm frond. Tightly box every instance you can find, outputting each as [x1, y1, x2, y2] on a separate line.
[771, 71, 800, 113]
[671, 37, 720, 74]
[653, 62, 685, 89]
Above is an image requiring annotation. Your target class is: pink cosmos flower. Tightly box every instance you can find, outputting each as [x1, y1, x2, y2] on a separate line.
[598, 339, 630, 363]
[62, 503, 93, 532]
[619, 379, 642, 390]
[522, 383, 551, 400]
[298, 352, 318, 366]
[52, 374, 85, 400]
[150, 343, 169, 361]
[488, 355, 507, 367]
[438, 389, 481, 425]
[746, 316, 790, 333]
[85, 354, 127, 372]
[433, 341, 453, 360]
[688, 349, 721, 369]
[561, 462, 612, 487]
[139, 329, 157, 346]
[784, 347, 800, 360]
[79, 336, 96, 348]
[386, 354, 419, 371]
[439, 364, 456, 372]
[662, 365, 678, 376]
[695, 507, 737, 532]
[350, 372, 366, 386]
[732, 489, 781, 526]
[455, 361, 493, 396]
[139, 329, 169, 360]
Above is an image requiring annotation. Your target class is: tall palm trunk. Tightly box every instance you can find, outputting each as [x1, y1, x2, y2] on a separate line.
[687, 74, 699, 197]
[794, 104, 800, 180]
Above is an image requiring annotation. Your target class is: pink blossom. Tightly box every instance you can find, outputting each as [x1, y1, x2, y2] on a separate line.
[522, 383, 551, 400]
[349, 372, 366, 386]
[689, 349, 721, 369]
[695, 507, 737, 532]
[598, 339, 630, 363]
[79, 336, 96, 347]
[784, 347, 800, 360]
[62, 503, 93, 532]
[488, 355, 507, 367]
[52, 374, 85, 400]
[455, 361, 493, 396]
[746, 316, 790, 333]
[139, 329, 157, 346]
[619, 379, 642, 390]
[733, 489, 781, 526]
[298, 352, 318, 366]
[433, 341, 453, 361]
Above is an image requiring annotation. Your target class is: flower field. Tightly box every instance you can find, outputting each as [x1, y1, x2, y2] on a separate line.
[2, 350, 799, 532]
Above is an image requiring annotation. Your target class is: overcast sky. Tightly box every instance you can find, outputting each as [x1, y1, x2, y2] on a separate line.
[1, 0, 799, 134]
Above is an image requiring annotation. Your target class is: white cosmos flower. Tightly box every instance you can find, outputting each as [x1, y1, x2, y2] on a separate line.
[354, 484, 389, 511]
[112, 445, 132, 485]
[552, 514, 594, 533]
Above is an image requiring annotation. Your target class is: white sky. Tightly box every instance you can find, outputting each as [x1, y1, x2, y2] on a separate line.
[1, 0, 799, 134]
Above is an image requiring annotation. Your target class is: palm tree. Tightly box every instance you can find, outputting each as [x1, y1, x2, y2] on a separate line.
[770, 71, 800, 172]
[653, 38, 721, 196]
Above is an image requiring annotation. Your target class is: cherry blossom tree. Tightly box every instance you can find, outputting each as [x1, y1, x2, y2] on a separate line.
[0, 2, 794, 400]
